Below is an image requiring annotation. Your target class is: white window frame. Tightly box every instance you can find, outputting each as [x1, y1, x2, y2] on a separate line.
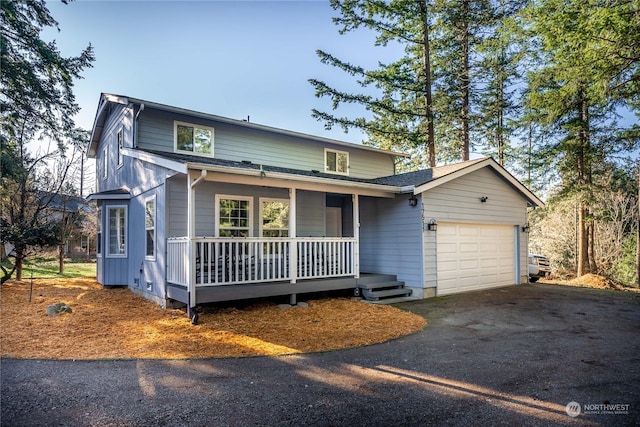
[116, 128, 123, 168]
[103, 146, 108, 179]
[96, 208, 102, 257]
[174, 121, 215, 157]
[144, 195, 156, 260]
[106, 205, 128, 258]
[259, 198, 290, 237]
[324, 148, 350, 176]
[215, 194, 253, 237]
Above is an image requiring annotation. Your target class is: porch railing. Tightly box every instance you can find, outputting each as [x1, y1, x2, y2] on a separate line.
[167, 237, 357, 287]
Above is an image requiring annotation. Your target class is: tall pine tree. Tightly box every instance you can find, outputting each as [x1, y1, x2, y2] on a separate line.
[309, 0, 437, 168]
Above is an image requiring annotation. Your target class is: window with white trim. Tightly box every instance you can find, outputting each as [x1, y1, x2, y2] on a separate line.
[96, 208, 102, 256]
[107, 206, 127, 257]
[174, 121, 214, 156]
[260, 198, 289, 237]
[145, 196, 156, 259]
[103, 146, 108, 179]
[116, 129, 123, 167]
[216, 195, 252, 237]
[325, 148, 349, 175]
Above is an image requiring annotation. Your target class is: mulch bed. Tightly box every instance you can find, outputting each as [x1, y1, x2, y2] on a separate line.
[0, 278, 426, 360]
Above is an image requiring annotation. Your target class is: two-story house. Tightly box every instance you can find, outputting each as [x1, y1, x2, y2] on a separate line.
[87, 93, 543, 317]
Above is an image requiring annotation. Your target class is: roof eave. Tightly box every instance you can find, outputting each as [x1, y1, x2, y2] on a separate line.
[414, 158, 545, 208]
[104, 93, 409, 159]
[184, 161, 403, 194]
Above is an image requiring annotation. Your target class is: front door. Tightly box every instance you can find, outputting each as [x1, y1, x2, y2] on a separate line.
[326, 207, 342, 237]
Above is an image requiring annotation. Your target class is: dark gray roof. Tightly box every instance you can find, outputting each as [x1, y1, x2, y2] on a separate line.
[142, 149, 492, 190]
[38, 191, 91, 212]
[86, 188, 131, 201]
[374, 158, 489, 187]
[142, 149, 380, 185]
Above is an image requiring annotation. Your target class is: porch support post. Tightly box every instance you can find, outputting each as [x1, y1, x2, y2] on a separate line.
[289, 187, 297, 285]
[188, 169, 207, 309]
[352, 193, 360, 278]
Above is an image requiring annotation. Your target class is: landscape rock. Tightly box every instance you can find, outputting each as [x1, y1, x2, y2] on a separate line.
[46, 303, 72, 316]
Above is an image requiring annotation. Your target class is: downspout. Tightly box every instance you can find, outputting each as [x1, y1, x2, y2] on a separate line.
[187, 169, 207, 323]
[133, 103, 145, 148]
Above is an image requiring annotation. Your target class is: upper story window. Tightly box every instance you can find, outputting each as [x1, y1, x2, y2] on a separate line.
[116, 129, 123, 167]
[325, 148, 349, 175]
[174, 121, 214, 156]
[216, 195, 252, 237]
[260, 198, 289, 237]
[103, 146, 108, 179]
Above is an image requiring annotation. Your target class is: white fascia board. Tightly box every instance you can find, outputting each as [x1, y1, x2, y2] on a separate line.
[86, 192, 132, 201]
[414, 158, 545, 208]
[185, 162, 402, 197]
[88, 94, 131, 158]
[123, 148, 187, 174]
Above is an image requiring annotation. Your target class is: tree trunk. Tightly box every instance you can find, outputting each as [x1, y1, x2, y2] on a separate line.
[58, 245, 65, 275]
[577, 202, 588, 276]
[16, 255, 23, 281]
[636, 161, 640, 288]
[460, 0, 470, 161]
[588, 213, 597, 273]
[576, 88, 591, 277]
[420, 1, 436, 168]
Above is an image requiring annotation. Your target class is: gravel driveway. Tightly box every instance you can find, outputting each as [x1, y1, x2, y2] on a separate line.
[2, 283, 639, 426]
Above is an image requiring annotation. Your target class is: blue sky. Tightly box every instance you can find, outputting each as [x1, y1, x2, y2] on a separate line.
[45, 0, 399, 144]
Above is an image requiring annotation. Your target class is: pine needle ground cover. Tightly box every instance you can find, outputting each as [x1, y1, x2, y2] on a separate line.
[0, 278, 426, 360]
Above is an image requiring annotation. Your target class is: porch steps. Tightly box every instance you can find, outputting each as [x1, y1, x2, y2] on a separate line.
[357, 276, 413, 302]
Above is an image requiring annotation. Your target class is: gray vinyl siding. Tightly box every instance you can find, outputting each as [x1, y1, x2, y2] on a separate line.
[95, 103, 134, 193]
[359, 195, 423, 289]
[126, 184, 167, 302]
[422, 168, 527, 224]
[165, 177, 325, 238]
[136, 108, 395, 179]
[421, 167, 529, 289]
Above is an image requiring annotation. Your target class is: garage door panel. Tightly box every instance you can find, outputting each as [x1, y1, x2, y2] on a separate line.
[459, 226, 478, 236]
[437, 223, 516, 295]
[438, 243, 459, 255]
[460, 243, 478, 252]
[459, 259, 479, 270]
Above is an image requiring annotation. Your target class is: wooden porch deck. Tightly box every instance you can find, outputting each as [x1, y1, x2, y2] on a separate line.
[166, 274, 400, 306]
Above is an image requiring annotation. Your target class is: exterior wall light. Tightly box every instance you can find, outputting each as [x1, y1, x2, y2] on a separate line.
[427, 218, 437, 231]
[522, 224, 530, 233]
[480, 196, 488, 203]
[409, 194, 418, 207]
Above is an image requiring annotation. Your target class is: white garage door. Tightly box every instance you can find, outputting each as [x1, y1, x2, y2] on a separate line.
[437, 223, 516, 295]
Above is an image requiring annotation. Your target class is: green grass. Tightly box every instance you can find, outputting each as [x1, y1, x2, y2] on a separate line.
[2, 257, 96, 279]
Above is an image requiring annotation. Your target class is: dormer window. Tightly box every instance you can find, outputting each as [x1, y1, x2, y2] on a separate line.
[174, 121, 214, 156]
[325, 148, 349, 175]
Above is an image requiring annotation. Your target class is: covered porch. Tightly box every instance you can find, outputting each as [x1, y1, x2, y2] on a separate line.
[166, 236, 359, 305]
[164, 166, 399, 308]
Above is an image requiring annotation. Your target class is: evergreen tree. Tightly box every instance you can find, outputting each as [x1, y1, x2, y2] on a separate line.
[0, 0, 94, 281]
[523, 0, 639, 276]
[309, 0, 437, 168]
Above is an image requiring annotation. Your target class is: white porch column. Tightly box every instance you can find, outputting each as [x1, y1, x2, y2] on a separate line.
[352, 193, 360, 278]
[289, 187, 297, 284]
[188, 170, 207, 308]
